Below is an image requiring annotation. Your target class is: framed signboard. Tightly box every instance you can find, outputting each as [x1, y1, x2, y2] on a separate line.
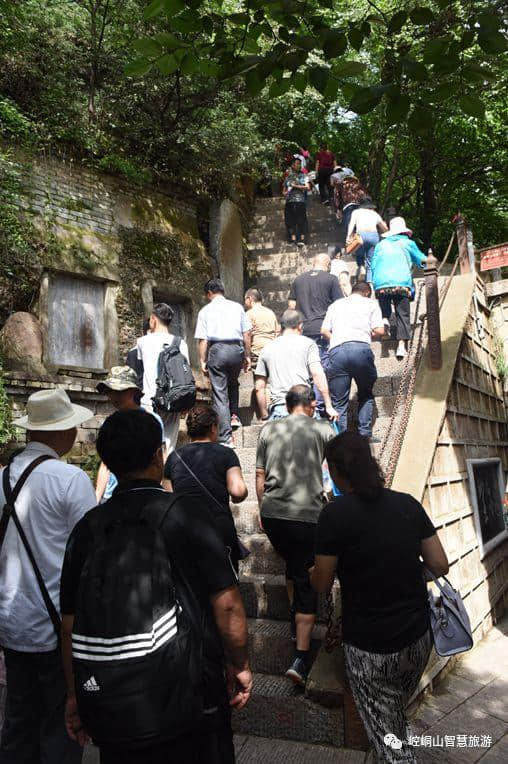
[466, 458, 508, 558]
[479, 243, 508, 272]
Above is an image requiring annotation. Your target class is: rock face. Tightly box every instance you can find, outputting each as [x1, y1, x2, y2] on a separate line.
[0, 312, 46, 376]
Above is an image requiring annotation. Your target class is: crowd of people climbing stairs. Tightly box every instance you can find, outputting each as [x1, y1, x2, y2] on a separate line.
[0, 146, 458, 764]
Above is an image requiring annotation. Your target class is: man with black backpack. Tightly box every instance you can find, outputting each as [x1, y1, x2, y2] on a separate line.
[137, 303, 195, 454]
[0, 388, 96, 763]
[60, 409, 251, 763]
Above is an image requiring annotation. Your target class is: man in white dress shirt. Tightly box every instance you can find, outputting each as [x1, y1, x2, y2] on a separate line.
[0, 388, 96, 763]
[137, 302, 190, 454]
[321, 281, 386, 441]
[194, 279, 252, 446]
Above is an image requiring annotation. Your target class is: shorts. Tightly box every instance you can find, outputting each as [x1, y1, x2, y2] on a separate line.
[262, 517, 318, 614]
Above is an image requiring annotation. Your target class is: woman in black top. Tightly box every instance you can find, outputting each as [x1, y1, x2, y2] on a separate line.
[311, 432, 449, 763]
[163, 403, 248, 570]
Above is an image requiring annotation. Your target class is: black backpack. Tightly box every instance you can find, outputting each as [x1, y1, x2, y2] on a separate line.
[152, 336, 196, 415]
[72, 491, 203, 747]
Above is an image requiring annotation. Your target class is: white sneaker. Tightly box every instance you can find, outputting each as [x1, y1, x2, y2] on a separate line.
[396, 341, 407, 359]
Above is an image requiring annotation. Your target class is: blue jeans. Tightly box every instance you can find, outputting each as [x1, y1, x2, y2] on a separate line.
[306, 334, 330, 417]
[268, 403, 288, 420]
[354, 231, 380, 282]
[327, 342, 377, 436]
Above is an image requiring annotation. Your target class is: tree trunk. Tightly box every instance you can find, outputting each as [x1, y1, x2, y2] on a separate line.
[419, 136, 438, 250]
[366, 129, 387, 205]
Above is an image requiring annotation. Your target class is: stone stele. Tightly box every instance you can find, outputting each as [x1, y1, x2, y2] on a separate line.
[0, 311, 46, 376]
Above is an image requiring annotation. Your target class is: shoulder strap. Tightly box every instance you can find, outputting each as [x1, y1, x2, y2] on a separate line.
[172, 449, 226, 514]
[1, 452, 62, 640]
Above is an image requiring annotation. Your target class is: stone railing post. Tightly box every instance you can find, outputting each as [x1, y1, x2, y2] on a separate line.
[454, 213, 476, 274]
[425, 249, 442, 370]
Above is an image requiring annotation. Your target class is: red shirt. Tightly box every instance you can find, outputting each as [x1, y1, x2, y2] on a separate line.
[316, 150, 335, 169]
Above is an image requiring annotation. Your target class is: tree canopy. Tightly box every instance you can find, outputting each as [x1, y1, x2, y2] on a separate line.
[0, 0, 506, 251]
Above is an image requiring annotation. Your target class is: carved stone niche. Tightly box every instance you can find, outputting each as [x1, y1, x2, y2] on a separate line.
[141, 281, 197, 368]
[39, 271, 118, 373]
[0, 312, 46, 376]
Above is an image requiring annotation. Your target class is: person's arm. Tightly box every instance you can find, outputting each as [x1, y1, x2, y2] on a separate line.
[315, 156, 320, 174]
[226, 466, 248, 503]
[409, 240, 427, 268]
[210, 586, 251, 709]
[95, 462, 109, 503]
[321, 327, 332, 341]
[310, 555, 338, 593]
[161, 478, 173, 491]
[421, 535, 449, 578]
[377, 214, 389, 233]
[62, 615, 89, 747]
[242, 330, 252, 372]
[288, 299, 296, 309]
[372, 326, 386, 339]
[310, 364, 338, 420]
[198, 339, 209, 375]
[288, 280, 297, 310]
[347, 211, 356, 240]
[180, 339, 190, 362]
[371, 302, 386, 339]
[321, 305, 333, 341]
[254, 374, 269, 420]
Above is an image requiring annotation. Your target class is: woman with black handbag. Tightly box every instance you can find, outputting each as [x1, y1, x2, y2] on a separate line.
[311, 432, 449, 763]
[162, 403, 248, 571]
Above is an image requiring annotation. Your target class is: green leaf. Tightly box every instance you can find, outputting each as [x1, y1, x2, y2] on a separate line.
[323, 76, 339, 102]
[388, 11, 408, 34]
[459, 30, 475, 50]
[143, 0, 165, 20]
[229, 12, 250, 24]
[268, 77, 291, 98]
[124, 57, 153, 76]
[281, 52, 303, 71]
[341, 82, 361, 101]
[459, 94, 486, 118]
[245, 68, 264, 96]
[295, 35, 316, 51]
[163, 0, 185, 14]
[386, 93, 410, 124]
[180, 53, 200, 74]
[423, 38, 449, 64]
[432, 55, 460, 75]
[309, 66, 330, 94]
[462, 64, 496, 83]
[291, 71, 308, 94]
[133, 38, 163, 58]
[170, 12, 202, 33]
[476, 12, 501, 33]
[348, 27, 364, 52]
[478, 30, 507, 55]
[349, 86, 383, 114]
[402, 58, 428, 81]
[157, 54, 179, 75]
[410, 7, 434, 25]
[332, 60, 367, 77]
[322, 30, 347, 59]
[154, 33, 180, 49]
[360, 21, 371, 37]
[428, 82, 455, 103]
[408, 105, 432, 136]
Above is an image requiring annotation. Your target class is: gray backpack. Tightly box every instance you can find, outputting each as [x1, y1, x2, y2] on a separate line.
[426, 568, 473, 657]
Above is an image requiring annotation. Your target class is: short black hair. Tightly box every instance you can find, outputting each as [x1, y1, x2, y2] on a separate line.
[152, 302, 174, 326]
[204, 278, 225, 295]
[97, 410, 163, 478]
[352, 281, 372, 297]
[286, 384, 315, 411]
[245, 288, 263, 303]
[186, 403, 218, 439]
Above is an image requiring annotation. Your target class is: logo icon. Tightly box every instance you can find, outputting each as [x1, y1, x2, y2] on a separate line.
[83, 675, 101, 692]
[384, 733, 403, 750]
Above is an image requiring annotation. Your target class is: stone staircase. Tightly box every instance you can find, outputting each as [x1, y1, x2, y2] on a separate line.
[231, 194, 428, 752]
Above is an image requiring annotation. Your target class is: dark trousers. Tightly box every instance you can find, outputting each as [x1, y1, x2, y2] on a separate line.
[0, 648, 82, 764]
[317, 168, 333, 202]
[284, 202, 308, 241]
[99, 725, 235, 764]
[327, 342, 377, 437]
[207, 342, 244, 443]
[306, 334, 329, 417]
[378, 293, 411, 341]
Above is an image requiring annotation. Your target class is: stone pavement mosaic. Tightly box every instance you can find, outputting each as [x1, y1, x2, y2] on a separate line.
[2, 614, 507, 762]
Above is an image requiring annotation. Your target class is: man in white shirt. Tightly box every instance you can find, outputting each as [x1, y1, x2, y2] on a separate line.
[194, 278, 252, 446]
[0, 388, 96, 762]
[255, 310, 338, 421]
[321, 282, 385, 440]
[137, 302, 190, 453]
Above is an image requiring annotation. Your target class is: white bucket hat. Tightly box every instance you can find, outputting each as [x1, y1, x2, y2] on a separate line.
[15, 389, 93, 431]
[382, 216, 413, 237]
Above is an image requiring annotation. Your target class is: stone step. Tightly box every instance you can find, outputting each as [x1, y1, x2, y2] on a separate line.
[239, 533, 286, 576]
[249, 229, 340, 246]
[248, 618, 325, 675]
[235, 735, 365, 763]
[232, 672, 343, 747]
[239, 572, 336, 622]
[248, 241, 332, 257]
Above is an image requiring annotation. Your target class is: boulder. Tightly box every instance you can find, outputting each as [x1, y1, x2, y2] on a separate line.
[0, 312, 46, 376]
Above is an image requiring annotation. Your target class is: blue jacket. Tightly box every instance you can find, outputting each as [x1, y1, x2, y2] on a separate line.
[371, 235, 426, 291]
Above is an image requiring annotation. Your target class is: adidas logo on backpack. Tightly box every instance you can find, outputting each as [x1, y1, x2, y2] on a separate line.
[83, 675, 101, 692]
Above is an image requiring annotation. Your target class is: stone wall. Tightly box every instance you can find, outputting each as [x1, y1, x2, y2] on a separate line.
[0, 150, 216, 463]
[210, 198, 245, 303]
[422, 282, 508, 638]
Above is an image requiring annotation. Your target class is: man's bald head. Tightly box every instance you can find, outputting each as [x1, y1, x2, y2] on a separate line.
[312, 253, 331, 271]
